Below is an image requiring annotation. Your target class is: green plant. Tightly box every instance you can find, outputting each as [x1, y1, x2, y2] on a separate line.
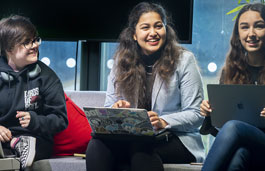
[227, 0, 265, 20]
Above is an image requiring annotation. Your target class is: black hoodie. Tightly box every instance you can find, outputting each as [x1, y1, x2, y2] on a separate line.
[0, 56, 68, 143]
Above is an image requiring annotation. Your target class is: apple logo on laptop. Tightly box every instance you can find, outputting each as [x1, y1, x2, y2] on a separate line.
[237, 103, 244, 109]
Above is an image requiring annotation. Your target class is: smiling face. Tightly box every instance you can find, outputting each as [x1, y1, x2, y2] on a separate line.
[133, 12, 166, 56]
[238, 10, 265, 54]
[6, 37, 39, 71]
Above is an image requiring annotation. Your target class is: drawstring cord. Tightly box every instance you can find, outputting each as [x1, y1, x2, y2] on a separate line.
[8, 71, 10, 88]
[27, 69, 29, 91]
[26, 69, 30, 111]
[7, 71, 11, 96]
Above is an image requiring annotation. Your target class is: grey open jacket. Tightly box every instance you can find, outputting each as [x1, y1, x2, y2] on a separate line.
[105, 50, 205, 162]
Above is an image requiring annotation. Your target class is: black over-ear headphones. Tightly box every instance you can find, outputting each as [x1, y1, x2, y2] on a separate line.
[0, 64, 41, 82]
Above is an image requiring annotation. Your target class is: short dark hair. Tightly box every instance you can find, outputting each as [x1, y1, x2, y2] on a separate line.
[0, 15, 37, 56]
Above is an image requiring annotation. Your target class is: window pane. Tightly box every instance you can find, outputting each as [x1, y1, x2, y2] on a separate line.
[182, 0, 237, 99]
[100, 42, 118, 91]
[39, 41, 78, 90]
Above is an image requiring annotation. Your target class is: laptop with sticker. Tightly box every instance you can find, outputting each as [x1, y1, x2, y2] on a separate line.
[207, 84, 265, 128]
[83, 107, 170, 141]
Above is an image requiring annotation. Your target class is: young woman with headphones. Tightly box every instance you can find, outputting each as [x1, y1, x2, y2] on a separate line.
[0, 15, 68, 170]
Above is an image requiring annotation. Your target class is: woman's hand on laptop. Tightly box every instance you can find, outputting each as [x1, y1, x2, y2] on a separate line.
[148, 111, 168, 130]
[260, 108, 265, 117]
[200, 100, 212, 116]
[112, 100, 131, 108]
[0, 126, 12, 143]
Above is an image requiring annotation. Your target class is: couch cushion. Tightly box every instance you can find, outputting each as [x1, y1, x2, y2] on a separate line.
[30, 157, 85, 171]
[65, 90, 106, 109]
[52, 93, 92, 156]
[163, 164, 202, 171]
[31, 157, 202, 171]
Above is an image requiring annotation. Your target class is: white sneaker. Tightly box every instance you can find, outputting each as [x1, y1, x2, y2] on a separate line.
[12, 136, 36, 169]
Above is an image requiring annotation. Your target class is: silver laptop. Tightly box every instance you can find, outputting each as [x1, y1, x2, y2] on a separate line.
[83, 107, 169, 141]
[207, 84, 265, 128]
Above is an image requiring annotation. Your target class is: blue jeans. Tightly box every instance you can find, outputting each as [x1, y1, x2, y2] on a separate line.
[202, 120, 265, 171]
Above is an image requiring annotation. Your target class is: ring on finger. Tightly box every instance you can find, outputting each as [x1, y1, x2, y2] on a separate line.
[21, 117, 24, 121]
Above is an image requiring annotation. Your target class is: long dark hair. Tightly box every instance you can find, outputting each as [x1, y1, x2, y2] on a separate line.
[0, 15, 37, 56]
[113, 2, 184, 106]
[223, 3, 265, 84]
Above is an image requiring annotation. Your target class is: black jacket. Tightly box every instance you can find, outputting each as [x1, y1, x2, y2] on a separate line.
[0, 56, 68, 143]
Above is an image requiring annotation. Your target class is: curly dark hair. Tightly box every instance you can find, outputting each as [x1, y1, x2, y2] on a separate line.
[113, 2, 184, 106]
[222, 3, 265, 84]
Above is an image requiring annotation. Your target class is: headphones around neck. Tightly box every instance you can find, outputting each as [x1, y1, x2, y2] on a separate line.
[0, 64, 41, 83]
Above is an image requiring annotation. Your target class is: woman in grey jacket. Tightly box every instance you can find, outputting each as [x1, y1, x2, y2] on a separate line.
[86, 2, 204, 171]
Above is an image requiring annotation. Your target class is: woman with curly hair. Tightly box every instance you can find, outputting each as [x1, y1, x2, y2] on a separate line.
[200, 3, 265, 171]
[86, 2, 204, 171]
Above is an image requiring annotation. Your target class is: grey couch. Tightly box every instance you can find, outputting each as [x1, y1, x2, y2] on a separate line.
[29, 90, 202, 171]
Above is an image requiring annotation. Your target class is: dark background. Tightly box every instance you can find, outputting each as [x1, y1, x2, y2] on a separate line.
[0, 0, 193, 43]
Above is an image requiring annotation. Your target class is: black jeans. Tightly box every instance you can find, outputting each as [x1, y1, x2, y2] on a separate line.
[86, 134, 195, 171]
